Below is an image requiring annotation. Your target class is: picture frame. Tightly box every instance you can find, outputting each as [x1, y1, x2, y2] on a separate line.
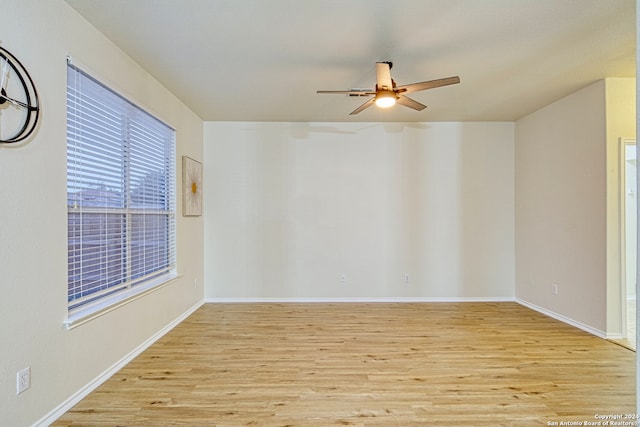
[182, 156, 202, 216]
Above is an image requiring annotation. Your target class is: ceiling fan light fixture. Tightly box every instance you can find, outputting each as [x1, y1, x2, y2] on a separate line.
[317, 62, 460, 115]
[375, 91, 397, 108]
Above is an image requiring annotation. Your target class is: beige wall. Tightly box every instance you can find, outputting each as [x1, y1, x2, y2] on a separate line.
[204, 122, 515, 301]
[0, 1, 204, 425]
[515, 79, 636, 336]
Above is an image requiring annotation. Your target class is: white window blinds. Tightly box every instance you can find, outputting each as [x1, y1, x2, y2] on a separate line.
[66, 62, 176, 312]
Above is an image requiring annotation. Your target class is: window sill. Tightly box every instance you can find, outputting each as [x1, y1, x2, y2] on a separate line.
[64, 273, 181, 330]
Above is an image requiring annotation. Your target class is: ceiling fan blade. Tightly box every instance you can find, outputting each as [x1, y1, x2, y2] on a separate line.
[396, 95, 427, 111]
[350, 98, 376, 115]
[397, 76, 460, 94]
[317, 90, 375, 96]
[375, 62, 393, 90]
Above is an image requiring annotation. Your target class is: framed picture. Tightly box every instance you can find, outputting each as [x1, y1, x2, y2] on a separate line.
[182, 156, 202, 216]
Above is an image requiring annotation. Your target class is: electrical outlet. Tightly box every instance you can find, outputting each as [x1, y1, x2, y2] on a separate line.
[552, 283, 558, 295]
[16, 367, 30, 395]
[339, 273, 347, 283]
[404, 273, 410, 284]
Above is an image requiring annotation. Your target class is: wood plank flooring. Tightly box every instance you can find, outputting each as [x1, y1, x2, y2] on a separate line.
[52, 303, 635, 426]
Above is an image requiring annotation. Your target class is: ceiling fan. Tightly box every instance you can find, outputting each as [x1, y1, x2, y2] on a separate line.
[317, 61, 460, 115]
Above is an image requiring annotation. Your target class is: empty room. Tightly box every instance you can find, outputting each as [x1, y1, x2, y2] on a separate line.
[0, 0, 637, 426]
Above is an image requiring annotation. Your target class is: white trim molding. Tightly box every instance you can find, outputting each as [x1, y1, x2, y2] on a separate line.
[35, 300, 205, 427]
[516, 298, 607, 339]
[205, 296, 516, 304]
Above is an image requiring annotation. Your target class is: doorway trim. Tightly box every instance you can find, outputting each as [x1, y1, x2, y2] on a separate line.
[620, 137, 636, 344]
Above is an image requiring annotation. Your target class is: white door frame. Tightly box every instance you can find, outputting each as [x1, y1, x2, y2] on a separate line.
[620, 137, 636, 340]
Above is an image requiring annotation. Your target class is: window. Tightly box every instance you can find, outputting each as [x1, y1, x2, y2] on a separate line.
[66, 62, 176, 319]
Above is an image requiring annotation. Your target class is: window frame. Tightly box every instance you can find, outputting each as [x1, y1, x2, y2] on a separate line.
[65, 60, 177, 329]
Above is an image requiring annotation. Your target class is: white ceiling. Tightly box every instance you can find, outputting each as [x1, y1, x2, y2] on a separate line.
[64, 0, 636, 122]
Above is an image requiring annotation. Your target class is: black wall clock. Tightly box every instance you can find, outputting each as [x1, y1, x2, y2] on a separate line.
[0, 46, 40, 144]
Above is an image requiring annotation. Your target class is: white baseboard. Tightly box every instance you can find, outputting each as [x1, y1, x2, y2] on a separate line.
[205, 296, 516, 303]
[515, 298, 607, 339]
[607, 332, 625, 340]
[35, 299, 205, 427]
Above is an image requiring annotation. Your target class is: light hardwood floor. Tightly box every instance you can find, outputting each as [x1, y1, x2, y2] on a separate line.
[52, 303, 635, 426]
